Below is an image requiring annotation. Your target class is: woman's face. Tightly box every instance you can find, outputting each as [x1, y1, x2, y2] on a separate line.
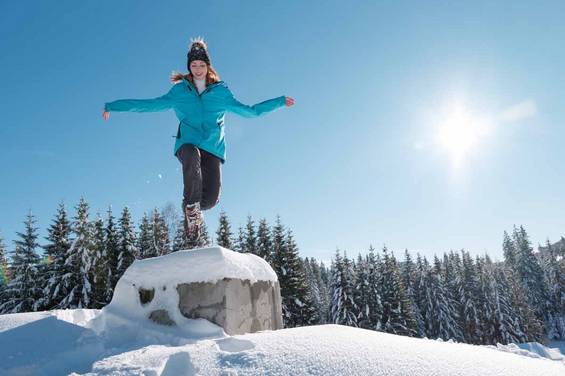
[190, 60, 208, 80]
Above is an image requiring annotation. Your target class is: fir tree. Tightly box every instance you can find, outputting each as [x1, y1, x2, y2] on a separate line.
[540, 239, 565, 339]
[116, 206, 137, 281]
[244, 216, 258, 255]
[256, 218, 272, 263]
[0, 233, 7, 289]
[330, 250, 358, 326]
[458, 251, 481, 344]
[0, 211, 42, 313]
[380, 248, 417, 337]
[273, 229, 318, 327]
[235, 226, 245, 253]
[90, 214, 108, 308]
[172, 219, 190, 252]
[137, 213, 154, 259]
[216, 210, 233, 249]
[271, 216, 286, 269]
[353, 253, 373, 329]
[105, 207, 120, 295]
[303, 257, 329, 324]
[425, 256, 462, 341]
[151, 208, 170, 256]
[39, 203, 72, 310]
[60, 198, 95, 309]
[402, 249, 423, 336]
[512, 226, 549, 322]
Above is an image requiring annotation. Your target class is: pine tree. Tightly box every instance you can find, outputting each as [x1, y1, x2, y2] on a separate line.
[353, 253, 373, 329]
[256, 218, 272, 263]
[105, 207, 120, 296]
[402, 249, 423, 336]
[458, 251, 481, 344]
[273, 229, 318, 327]
[60, 198, 95, 309]
[91, 214, 108, 308]
[39, 203, 72, 310]
[271, 216, 285, 269]
[116, 206, 137, 281]
[234, 226, 245, 253]
[0, 233, 7, 290]
[216, 210, 233, 249]
[172, 220, 190, 252]
[0, 211, 42, 313]
[244, 216, 258, 255]
[540, 239, 565, 339]
[491, 261, 529, 344]
[151, 208, 170, 256]
[503, 231, 516, 269]
[137, 213, 154, 258]
[512, 226, 549, 322]
[330, 250, 358, 326]
[426, 256, 463, 341]
[380, 248, 417, 337]
[303, 257, 329, 324]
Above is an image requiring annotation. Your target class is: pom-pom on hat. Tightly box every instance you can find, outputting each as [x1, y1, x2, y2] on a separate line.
[187, 36, 211, 69]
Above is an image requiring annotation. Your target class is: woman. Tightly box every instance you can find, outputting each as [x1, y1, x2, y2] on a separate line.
[103, 37, 294, 240]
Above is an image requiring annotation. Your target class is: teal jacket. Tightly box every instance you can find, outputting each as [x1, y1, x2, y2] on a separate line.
[105, 78, 287, 162]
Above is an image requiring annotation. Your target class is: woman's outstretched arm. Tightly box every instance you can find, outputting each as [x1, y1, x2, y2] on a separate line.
[103, 86, 178, 119]
[224, 87, 294, 118]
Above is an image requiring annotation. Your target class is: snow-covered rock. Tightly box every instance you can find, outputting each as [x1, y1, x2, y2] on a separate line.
[91, 246, 282, 337]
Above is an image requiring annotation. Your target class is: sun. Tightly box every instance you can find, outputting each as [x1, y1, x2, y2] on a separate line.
[435, 102, 490, 169]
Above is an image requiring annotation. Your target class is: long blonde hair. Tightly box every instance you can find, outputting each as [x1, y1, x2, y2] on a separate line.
[170, 65, 221, 86]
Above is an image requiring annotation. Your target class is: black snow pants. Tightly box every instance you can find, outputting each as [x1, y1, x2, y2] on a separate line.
[176, 143, 222, 211]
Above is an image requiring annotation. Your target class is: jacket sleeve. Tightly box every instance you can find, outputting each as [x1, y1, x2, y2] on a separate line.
[224, 87, 286, 118]
[104, 85, 177, 113]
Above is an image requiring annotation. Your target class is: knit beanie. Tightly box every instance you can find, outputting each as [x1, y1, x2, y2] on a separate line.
[187, 37, 211, 71]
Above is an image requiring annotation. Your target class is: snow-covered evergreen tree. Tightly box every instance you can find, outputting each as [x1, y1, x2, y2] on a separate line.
[216, 210, 233, 249]
[273, 228, 318, 327]
[256, 218, 272, 263]
[39, 203, 72, 310]
[0, 211, 42, 313]
[151, 208, 170, 256]
[512, 225, 549, 322]
[303, 257, 329, 324]
[458, 251, 481, 344]
[116, 206, 137, 281]
[137, 213, 154, 259]
[244, 216, 258, 255]
[234, 226, 245, 253]
[330, 250, 358, 326]
[540, 239, 565, 339]
[91, 214, 108, 308]
[105, 207, 120, 296]
[59, 198, 95, 309]
[426, 256, 462, 341]
[172, 219, 189, 252]
[0, 233, 7, 290]
[401, 249, 423, 336]
[380, 248, 417, 337]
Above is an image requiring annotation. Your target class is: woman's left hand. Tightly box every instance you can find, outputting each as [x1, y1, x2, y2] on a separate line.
[285, 96, 295, 107]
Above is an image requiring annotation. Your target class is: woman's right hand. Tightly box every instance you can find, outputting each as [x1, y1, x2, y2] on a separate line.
[103, 110, 110, 120]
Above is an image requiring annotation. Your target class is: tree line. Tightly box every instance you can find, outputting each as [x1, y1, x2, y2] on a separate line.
[0, 198, 563, 346]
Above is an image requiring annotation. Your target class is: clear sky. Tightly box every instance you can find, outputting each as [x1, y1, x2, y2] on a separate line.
[1, 0, 564, 262]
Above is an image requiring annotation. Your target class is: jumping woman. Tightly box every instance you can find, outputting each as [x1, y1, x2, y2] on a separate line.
[103, 37, 294, 240]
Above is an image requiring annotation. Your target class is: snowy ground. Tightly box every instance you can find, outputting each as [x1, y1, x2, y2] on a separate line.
[1, 309, 564, 375]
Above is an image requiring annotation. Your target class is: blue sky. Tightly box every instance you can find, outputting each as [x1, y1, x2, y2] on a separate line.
[1, 0, 564, 261]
